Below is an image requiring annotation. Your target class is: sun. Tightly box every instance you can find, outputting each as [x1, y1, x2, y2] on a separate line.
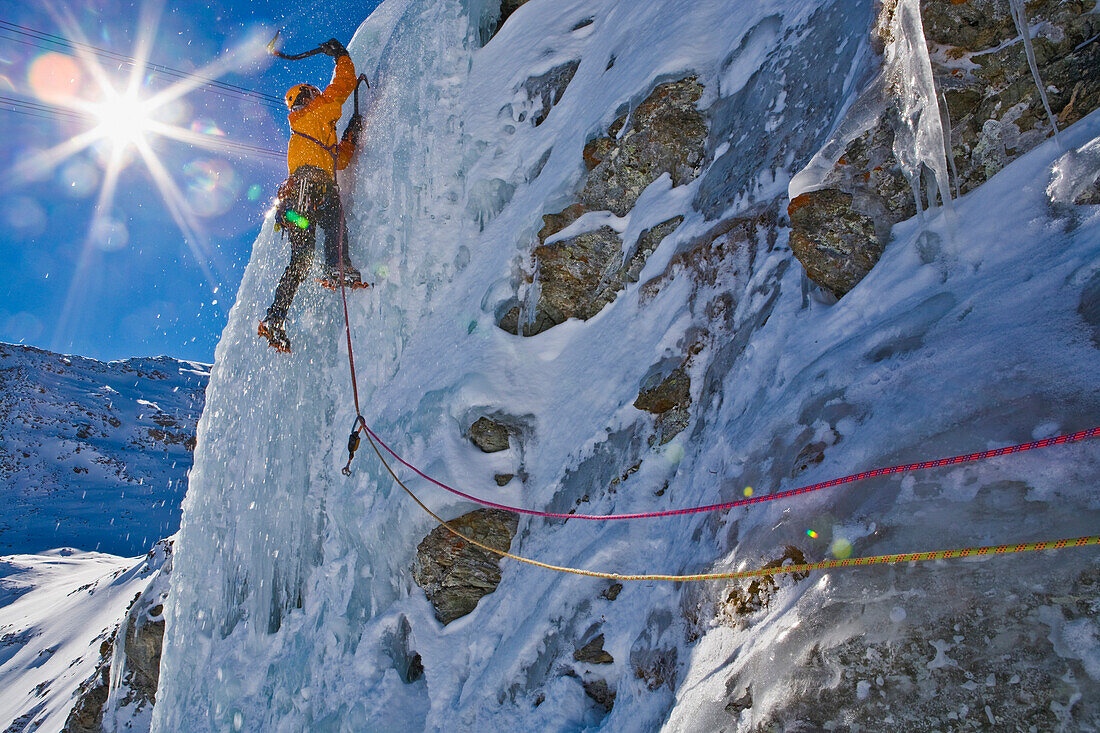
[12, 4, 272, 350]
[92, 89, 153, 150]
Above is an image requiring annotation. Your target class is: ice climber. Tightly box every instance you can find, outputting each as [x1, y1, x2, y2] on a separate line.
[259, 37, 367, 353]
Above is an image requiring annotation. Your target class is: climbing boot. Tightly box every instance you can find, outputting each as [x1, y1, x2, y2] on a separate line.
[258, 317, 292, 353]
[319, 263, 369, 290]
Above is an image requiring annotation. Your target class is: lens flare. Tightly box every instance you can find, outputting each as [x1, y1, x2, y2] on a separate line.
[806, 529, 818, 539]
[60, 159, 99, 198]
[184, 159, 240, 217]
[743, 486, 753, 497]
[285, 210, 310, 229]
[830, 537, 853, 559]
[28, 53, 82, 102]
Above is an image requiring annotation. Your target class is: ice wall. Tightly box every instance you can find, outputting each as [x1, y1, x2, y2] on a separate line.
[155, 0, 1100, 730]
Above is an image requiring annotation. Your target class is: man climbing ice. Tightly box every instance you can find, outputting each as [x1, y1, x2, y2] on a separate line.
[258, 37, 367, 353]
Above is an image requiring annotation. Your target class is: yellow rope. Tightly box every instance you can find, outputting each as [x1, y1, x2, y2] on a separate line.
[366, 434, 1099, 582]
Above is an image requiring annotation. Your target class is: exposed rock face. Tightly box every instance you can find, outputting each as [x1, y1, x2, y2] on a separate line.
[634, 366, 693, 445]
[499, 77, 706, 335]
[582, 678, 616, 712]
[523, 60, 580, 126]
[788, 189, 884, 297]
[469, 416, 511, 453]
[63, 540, 173, 732]
[501, 216, 685, 336]
[114, 556, 171, 715]
[580, 78, 707, 216]
[634, 367, 690, 414]
[747, 565, 1100, 731]
[926, 0, 1100, 192]
[790, 0, 1100, 296]
[62, 637, 113, 733]
[574, 634, 614, 665]
[413, 509, 519, 625]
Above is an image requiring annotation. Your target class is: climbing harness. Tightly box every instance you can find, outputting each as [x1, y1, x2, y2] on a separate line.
[365, 428, 1099, 582]
[358, 424, 1100, 520]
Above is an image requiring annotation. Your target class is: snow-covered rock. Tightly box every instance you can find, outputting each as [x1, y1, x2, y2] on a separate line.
[153, 1, 1100, 731]
[0, 343, 208, 556]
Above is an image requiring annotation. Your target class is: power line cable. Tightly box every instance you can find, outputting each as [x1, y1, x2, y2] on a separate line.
[0, 21, 286, 110]
[0, 20, 285, 104]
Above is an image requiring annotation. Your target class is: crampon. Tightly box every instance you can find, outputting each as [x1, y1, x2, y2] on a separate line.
[258, 319, 292, 353]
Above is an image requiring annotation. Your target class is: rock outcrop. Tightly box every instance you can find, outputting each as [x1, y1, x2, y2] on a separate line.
[62, 540, 173, 732]
[499, 77, 707, 335]
[468, 416, 511, 453]
[413, 509, 519, 625]
[789, 0, 1100, 296]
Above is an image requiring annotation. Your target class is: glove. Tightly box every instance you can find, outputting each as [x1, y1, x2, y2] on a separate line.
[319, 38, 349, 58]
[342, 113, 363, 146]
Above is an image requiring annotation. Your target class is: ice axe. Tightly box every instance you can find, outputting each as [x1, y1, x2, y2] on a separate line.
[353, 74, 371, 114]
[266, 30, 326, 61]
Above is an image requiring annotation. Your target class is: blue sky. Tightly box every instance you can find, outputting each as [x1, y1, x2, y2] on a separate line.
[0, 0, 381, 363]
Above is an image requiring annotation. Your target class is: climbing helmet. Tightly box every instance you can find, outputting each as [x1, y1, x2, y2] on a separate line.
[285, 84, 321, 111]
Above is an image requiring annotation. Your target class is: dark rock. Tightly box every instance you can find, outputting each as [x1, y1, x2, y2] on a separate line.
[538, 202, 586, 242]
[719, 546, 809, 624]
[523, 60, 581, 127]
[500, 77, 704, 337]
[790, 440, 826, 477]
[640, 212, 769, 304]
[632, 647, 678, 691]
[574, 634, 615, 664]
[634, 367, 690, 414]
[498, 0, 533, 29]
[601, 582, 623, 601]
[654, 406, 691, 446]
[469, 417, 510, 453]
[493, 473, 514, 486]
[413, 509, 519, 625]
[580, 78, 707, 216]
[62, 636, 113, 733]
[791, 0, 1099, 295]
[508, 215, 685, 336]
[788, 189, 883, 297]
[529, 226, 623, 329]
[582, 678, 616, 712]
[725, 688, 753, 716]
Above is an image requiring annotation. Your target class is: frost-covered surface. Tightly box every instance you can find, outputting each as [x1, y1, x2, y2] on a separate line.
[0, 547, 165, 733]
[0, 343, 208, 556]
[156, 0, 1100, 730]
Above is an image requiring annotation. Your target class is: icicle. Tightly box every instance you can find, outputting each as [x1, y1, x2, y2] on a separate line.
[520, 262, 541, 335]
[888, 0, 955, 223]
[1008, 0, 1062, 149]
[788, 71, 889, 200]
[940, 91, 961, 200]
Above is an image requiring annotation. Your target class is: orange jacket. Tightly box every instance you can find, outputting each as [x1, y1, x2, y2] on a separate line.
[286, 55, 357, 177]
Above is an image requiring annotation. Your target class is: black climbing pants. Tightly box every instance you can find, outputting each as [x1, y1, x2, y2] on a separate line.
[266, 165, 352, 323]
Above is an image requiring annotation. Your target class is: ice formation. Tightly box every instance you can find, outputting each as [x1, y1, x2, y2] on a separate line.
[152, 0, 1100, 730]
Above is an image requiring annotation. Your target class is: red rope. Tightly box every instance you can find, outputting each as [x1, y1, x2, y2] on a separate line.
[360, 424, 1100, 520]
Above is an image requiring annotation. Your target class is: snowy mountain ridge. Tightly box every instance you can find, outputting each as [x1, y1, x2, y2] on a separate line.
[0, 342, 208, 557]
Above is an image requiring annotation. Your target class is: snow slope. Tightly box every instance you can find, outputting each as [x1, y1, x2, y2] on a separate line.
[0, 546, 167, 733]
[0, 343, 208, 556]
[156, 0, 1100, 730]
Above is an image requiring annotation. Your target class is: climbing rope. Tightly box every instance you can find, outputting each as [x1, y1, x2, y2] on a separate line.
[358, 424, 1099, 520]
[365, 430, 1099, 582]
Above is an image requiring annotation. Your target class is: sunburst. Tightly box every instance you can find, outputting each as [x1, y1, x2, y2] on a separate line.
[12, 1, 275, 349]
